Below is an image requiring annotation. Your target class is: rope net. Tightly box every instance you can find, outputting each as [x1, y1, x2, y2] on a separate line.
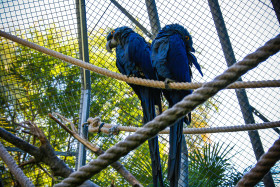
[0, 0, 279, 186]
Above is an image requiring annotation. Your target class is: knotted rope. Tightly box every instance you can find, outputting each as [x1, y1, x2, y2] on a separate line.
[54, 35, 280, 186]
[0, 30, 279, 90]
[87, 117, 280, 134]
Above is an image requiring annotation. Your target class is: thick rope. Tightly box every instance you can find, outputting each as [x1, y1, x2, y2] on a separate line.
[0, 142, 34, 187]
[54, 35, 280, 187]
[0, 30, 279, 90]
[87, 119, 280, 134]
[236, 137, 280, 187]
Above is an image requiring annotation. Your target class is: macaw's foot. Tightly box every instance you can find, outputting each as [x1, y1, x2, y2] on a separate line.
[164, 78, 175, 89]
[184, 113, 191, 125]
[128, 74, 136, 78]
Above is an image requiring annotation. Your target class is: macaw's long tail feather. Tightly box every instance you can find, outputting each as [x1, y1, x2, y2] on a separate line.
[183, 112, 191, 125]
[168, 119, 184, 187]
[141, 87, 164, 187]
[148, 137, 164, 187]
[162, 89, 189, 187]
[155, 88, 163, 115]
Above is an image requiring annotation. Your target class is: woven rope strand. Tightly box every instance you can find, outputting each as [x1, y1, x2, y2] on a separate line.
[54, 35, 280, 186]
[0, 30, 279, 90]
[0, 142, 34, 187]
[88, 121, 280, 134]
[236, 137, 280, 186]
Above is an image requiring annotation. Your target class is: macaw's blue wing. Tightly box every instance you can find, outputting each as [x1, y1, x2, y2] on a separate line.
[167, 34, 191, 82]
[116, 45, 139, 77]
[126, 33, 156, 80]
[164, 33, 193, 116]
[127, 33, 163, 112]
[116, 45, 142, 98]
[151, 36, 173, 79]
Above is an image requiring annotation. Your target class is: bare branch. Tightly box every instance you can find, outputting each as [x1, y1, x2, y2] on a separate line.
[49, 113, 143, 187]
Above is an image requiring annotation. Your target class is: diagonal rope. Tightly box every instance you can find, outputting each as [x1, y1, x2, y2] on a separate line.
[54, 35, 280, 187]
[0, 30, 279, 90]
[236, 137, 280, 187]
[0, 142, 34, 187]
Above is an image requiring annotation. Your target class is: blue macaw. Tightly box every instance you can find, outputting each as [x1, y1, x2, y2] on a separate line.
[151, 24, 203, 187]
[106, 26, 164, 187]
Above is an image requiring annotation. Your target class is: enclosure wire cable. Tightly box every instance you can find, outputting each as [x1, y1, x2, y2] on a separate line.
[53, 34, 280, 186]
[0, 30, 279, 90]
[87, 118, 280, 134]
[0, 142, 35, 187]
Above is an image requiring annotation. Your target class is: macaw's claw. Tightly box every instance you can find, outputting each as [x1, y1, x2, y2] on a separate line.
[128, 74, 136, 78]
[164, 78, 175, 89]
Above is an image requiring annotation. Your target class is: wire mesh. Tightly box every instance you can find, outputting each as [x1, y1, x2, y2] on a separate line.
[0, 0, 280, 186]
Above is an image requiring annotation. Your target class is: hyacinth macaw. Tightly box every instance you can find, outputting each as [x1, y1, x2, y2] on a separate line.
[106, 26, 164, 187]
[151, 24, 203, 187]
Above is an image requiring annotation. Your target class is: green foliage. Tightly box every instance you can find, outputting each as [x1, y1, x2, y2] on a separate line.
[0, 25, 81, 185]
[189, 142, 242, 186]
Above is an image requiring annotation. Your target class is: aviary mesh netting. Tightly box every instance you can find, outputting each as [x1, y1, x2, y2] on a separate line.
[0, 0, 279, 186]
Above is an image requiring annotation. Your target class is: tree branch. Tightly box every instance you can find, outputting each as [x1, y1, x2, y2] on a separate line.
[49, 113, 143, 187]
[0, 122, 98, 186]
[0, 127, 40, 157]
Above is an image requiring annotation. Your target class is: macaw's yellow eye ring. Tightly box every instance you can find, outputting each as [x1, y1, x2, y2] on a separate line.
[111, 30, 115, 35]
[185, 36, 189, 40]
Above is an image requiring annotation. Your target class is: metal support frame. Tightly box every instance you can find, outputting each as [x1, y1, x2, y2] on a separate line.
[271, 0, 280, 24]
[110, 0, 153, 39]
[145, 0, 161, 38]
[208, 0, 275, 186]
[76, 0, 91, 169]
[250, 105, 280, 134]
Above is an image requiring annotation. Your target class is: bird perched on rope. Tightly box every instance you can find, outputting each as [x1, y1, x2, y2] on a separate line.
[151, 23, 203, 187]
[106, 26, 164, 187]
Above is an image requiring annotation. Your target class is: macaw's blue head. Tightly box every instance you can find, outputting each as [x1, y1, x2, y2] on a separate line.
[182, 26, 195, 53]
[163, 23, 195, 52]
[106, 26, 134, 52]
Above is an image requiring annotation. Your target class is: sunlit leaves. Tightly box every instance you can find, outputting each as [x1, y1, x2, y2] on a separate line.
[189, 142, 242, 186]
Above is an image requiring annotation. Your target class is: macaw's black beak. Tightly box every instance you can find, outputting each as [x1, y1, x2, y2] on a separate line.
[186, 45, 195, 53]
[191, 46, 195, 52]
[106, 38, 117, 52]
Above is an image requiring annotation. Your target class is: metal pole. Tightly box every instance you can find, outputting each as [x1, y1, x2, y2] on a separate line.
[110, 0, 153, 39]
[145, 0, 161, 38]
[76, 0, 91, 169]
[207, 0, 275, 186]
[271, 0, 280, 24]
